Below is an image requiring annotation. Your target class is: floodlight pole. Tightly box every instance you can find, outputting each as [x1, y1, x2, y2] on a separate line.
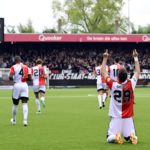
[128, 0, 130, 34]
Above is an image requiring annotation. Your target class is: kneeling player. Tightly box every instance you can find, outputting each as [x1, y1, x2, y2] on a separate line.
[101, 49, 140, 144]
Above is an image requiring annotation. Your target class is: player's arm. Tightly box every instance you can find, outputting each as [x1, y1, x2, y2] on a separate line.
[133, 49, 140, 80]
[27, 68, 32, 81]
[28, 74, 32, 81]
[44, 74, 48, 79]
[43, 67, 48, 79]
[9, 67, 14, 80]
[101, 50, 109, 80]
[93, 69, 96, 77]
[9, 73, 13, 80]
[108, 66, 110, 75]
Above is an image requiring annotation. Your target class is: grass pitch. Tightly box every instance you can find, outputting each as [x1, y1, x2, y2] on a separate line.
[0, 88, 150, 150]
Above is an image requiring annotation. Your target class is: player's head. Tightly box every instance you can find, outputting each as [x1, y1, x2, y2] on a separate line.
[114, 57, 120, 63]
[15, 56, 21, 63]
[36, 59, 43, 65]
[118, 68, 128, 83]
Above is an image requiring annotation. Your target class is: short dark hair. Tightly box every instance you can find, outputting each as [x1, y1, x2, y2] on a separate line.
[118, 68, 127, 83]
[15, 56, 21, 63]
[114, 57, 120, 63]
[36, 59, 43, 65]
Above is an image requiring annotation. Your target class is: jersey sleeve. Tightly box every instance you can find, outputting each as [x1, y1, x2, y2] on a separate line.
[130, 75, 137, 90]
[28, 68, 31, 75]
[9, 66, 15, 74]
[106, 76, 113, 90]
[23, 65, 29, 78]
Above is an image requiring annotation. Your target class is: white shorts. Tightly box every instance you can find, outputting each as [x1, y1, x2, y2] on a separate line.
[33, 85, 46, 93]
[107, 117, 136, 138]
[97, 83, 107, 91]
[13, 82, 29, 99]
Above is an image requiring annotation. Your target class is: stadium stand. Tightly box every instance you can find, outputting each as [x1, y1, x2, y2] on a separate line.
[0, 42, 150, 72]
[1, 34, 150, 87]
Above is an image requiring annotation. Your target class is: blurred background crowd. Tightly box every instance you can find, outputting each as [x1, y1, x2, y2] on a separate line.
[0, 43, 150, 73]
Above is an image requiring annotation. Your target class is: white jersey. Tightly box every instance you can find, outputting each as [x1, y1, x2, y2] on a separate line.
[109, 63, 122, 81]
[9, 63, 31, 83]
[106, 75, 137, 118]
[9, 63, 30, 99]
[31, 65, 48, 86]
[94, 65, 108, 84]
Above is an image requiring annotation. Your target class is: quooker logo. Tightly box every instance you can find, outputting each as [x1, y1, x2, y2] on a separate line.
[39, 34, 62, 41]
[142, 35, 150, 42]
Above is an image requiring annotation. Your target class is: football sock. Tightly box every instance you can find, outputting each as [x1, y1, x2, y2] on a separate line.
[40, 97, 46, 107]
[22, 103, 28, 123]
[103, 92, 107, 102]
[12, 104, 18, 121]
[35, 98, 41, 112]
[40, 96, 45, 101]
[98, 95, 103, 108]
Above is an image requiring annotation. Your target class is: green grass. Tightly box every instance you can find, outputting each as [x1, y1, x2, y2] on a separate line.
[0, 88, 150, 150]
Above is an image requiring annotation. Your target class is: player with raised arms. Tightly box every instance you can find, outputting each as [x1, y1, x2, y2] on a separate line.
[101, 49, 140, 144]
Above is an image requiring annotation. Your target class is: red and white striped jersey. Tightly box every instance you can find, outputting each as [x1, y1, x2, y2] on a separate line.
[94, 65, 108, 84]
[106, 75, 137, 118]
[108, 63, 122, 81]
[31, 65, 48, 86]
[9, 63, 30, 83]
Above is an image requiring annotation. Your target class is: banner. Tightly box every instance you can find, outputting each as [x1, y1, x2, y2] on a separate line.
[49, 70, 150, 80]
[50, 70, 95, 80]
[4, 34, 150, 43]
[1, 68, 150, 86]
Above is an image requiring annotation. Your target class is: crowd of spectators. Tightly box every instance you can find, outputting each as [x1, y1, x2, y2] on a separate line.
[0, 43, 150, 73]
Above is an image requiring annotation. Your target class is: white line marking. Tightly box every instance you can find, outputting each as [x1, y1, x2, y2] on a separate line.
[88, 94, 96, 97]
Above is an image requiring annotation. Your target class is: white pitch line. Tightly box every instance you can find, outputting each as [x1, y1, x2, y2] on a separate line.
[87, 94, 97, 97]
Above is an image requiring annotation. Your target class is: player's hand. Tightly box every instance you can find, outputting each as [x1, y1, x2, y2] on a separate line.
[133, 49, 138, 57]
[103, 49, 109, 58]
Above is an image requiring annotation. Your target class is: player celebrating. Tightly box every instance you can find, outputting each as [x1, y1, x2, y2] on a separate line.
[9, 56, 31, 126]
[93, 59, 108, 109]
[109, 57, 122, 81]
[101, 49, 140, 144]
[31, 59, 48, 113]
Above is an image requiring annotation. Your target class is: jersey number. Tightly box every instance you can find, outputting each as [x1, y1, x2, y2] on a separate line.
[97, 69, 100, 75]
[114, 90, 131, 103]
[34, 69, 43, 77]
[19, 68, 24, 77]
[34, 69, 39, 76]
[113, 69, 119, 77]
